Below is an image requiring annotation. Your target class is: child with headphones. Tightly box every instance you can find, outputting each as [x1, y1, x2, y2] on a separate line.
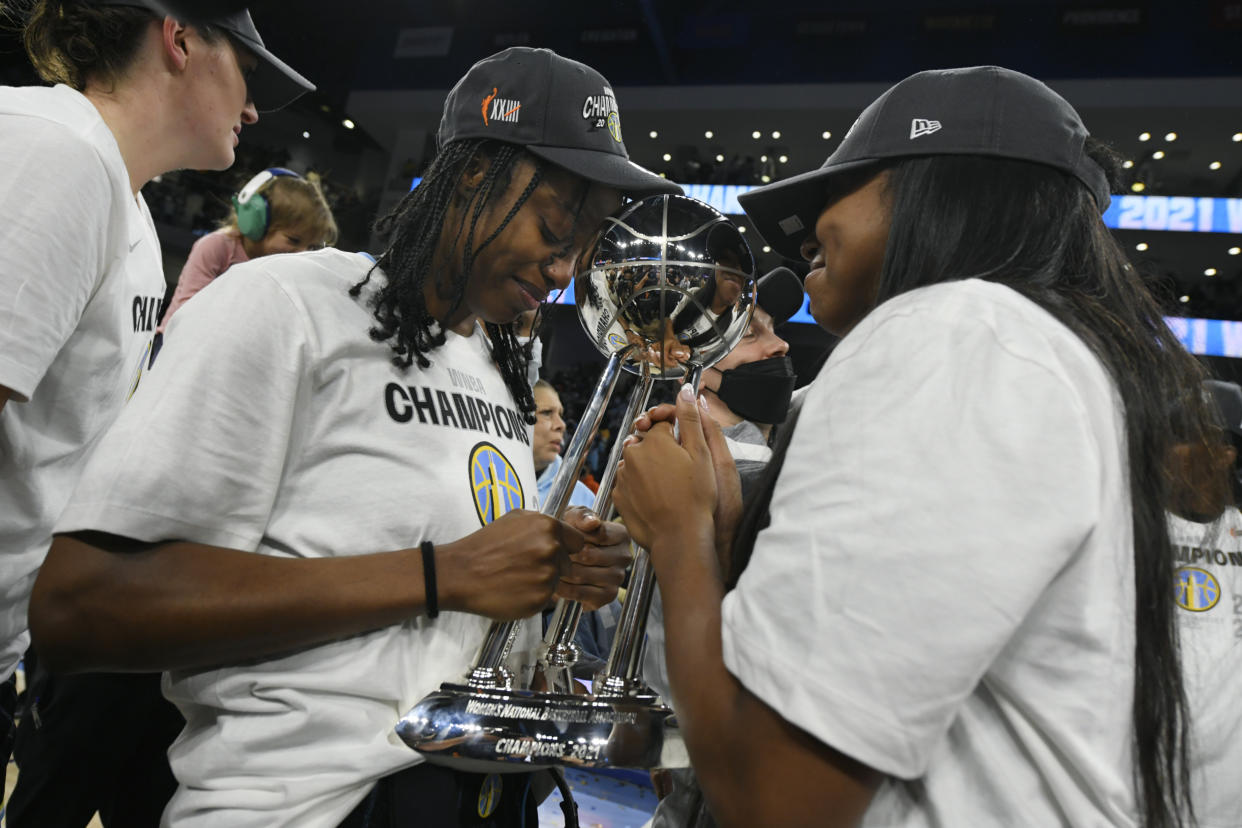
[158, 168, 338, 331]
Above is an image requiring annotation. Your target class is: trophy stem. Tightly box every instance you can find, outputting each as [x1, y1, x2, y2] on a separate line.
[537, 363, 655, 692]
[465, 349, 630, 690]
[595, 365, 704, 698]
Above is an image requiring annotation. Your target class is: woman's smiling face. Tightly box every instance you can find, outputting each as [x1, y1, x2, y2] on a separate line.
[800, 171, 892, 338]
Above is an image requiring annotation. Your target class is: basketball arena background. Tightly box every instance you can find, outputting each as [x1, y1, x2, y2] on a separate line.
[2, 2, 1240, 823]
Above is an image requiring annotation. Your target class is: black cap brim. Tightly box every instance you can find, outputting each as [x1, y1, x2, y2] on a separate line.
[226, 26, 315, 112]
[526, 145, 682, 198]
[755, 267, 806, 326]
[737, 157, 879, 260]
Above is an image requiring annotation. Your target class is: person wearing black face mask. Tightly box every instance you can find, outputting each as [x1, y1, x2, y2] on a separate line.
[643, 266, 804, 828]
[697, 267, 803, 499]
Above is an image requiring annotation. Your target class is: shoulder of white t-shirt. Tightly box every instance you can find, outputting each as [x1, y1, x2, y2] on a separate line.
[0, 84, 128, 198]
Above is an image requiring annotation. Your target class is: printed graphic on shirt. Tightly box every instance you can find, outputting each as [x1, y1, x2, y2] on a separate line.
[126, 338, 152, 401]
[477, 773, 502, 818]
[1176, 566, 1221, 612]
[385, 383, 530, 446]
[1173, 544, 1242, 567]
[469, 442, 525, 526]
[132, 293, 166, 333]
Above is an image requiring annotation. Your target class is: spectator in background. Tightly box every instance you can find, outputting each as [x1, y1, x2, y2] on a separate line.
[158, 168, 337, 333]
[0, 0, 310, 818]
[1165, 379, 1242, 827]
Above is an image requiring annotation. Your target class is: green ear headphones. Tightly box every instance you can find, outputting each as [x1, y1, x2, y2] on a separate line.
[232, 168, 301, 241]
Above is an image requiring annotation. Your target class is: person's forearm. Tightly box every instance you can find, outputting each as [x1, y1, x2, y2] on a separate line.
[652, 519, 877, 828]
[31, 532, 432, 673]
[651, 517, 765, 826]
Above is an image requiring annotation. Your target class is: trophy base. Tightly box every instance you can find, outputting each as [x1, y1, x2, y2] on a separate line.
[396, 682, 687, 772]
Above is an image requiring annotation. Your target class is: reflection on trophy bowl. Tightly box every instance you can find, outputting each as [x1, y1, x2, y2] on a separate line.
[577, 194, 756, 379]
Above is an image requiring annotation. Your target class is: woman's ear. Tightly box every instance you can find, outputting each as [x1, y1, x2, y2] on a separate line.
[160, 17, 190, 72]
[455, 153, 491, 201]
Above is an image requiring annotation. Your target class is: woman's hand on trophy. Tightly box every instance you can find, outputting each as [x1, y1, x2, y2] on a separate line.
[614, 384, 720, 553]
[438, 510, 584, 621]
[555, 507, 633, 610]
[625, 388, 742, 568]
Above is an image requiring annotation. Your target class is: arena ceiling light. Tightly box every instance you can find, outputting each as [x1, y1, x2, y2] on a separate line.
[1123, 160, 1134, 168]
[704, 130, 714, 139]
[752, 130, 761, 139]
[779, 155, 788, 163]
[649, 130, 658, 139]
[822, 131, 832, 139]
[1165, 132, 1178, 141]
[662, 153, 671, 161]
[771, 130, 781, 139]
[1230, 247, 1241, 256]
[1131, 182, 1146, 192]
[715, 154, 724, 162]
[1205, 268, 1218, 276]
[1139, 132, 1151, 141]
[1152, 150, 1165, 159]
[1136, 242, 1149, 251]
[342, 119, 355, 129]
[1233, 133, 1242, 142]
[1210, 161, 1222, 170]
[302, 131, 310, 139]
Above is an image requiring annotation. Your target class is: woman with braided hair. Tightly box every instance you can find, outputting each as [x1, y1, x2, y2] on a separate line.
[28, 47, 676, 827]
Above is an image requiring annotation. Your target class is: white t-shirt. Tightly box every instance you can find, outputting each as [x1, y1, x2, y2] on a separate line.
[57, 249, 541, 827]
[1167, 509, 1242, 827]
[0, 84, 164, 679]
[721, 280, 1138, 826]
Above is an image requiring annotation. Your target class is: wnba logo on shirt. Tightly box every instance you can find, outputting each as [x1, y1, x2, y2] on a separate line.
[468, 442, 525, 526]
[1174, 566, 1220, 612]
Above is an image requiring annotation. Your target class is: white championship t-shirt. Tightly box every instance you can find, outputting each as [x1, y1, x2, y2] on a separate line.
[721, 280, 1138, 826]
[1167, 509, 1242, 827]
[0, 84, 164, 679]
[57, 249, 541, 827]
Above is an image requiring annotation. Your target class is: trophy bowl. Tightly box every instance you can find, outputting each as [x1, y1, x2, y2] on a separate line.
[577, 194, 756, 379]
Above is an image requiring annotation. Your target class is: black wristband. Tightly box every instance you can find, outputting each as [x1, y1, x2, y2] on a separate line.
[420, 540, 438, 619]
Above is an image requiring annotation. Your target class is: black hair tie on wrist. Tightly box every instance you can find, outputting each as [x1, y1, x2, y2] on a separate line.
[421, 540, 438, 619]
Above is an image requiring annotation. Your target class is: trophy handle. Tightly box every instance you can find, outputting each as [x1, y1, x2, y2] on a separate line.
[595, 364, 704, 698]
[464, 348, 631, 690]
[538, 362, 655, 693]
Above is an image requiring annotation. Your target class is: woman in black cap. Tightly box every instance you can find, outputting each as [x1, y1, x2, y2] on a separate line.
[615, 65, 1214, 828]
[0, 0, 309, 821]
[28, 47, 676, 827]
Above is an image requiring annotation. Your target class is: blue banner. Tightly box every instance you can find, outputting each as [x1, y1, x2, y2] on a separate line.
[1165, 316, 1242, 358]
[413, 177, 1242, 234]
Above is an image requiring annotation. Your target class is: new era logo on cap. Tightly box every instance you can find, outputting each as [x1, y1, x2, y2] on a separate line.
[910, 118, 942, 139]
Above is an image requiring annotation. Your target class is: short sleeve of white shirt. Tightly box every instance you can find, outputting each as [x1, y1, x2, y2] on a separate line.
[57, 264, 309, 549]
[721, 280, 1115, 781]
[0, 116, 113, 398]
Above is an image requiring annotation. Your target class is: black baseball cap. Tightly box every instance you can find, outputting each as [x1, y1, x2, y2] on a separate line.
[739, 66, 1111, 260]
[755, 267, 805, 326]
[92, 0, 313, 111]
[438, 47, 680, 198]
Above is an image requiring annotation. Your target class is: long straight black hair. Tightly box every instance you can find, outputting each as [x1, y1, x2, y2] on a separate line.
[734, 142, 1211, 828]
[351, 138, 548, 422]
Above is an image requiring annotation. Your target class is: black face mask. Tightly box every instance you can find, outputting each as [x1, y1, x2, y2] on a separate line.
[714, 355, 797, 424]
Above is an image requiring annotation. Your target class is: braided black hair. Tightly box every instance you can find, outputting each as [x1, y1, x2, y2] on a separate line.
[351, 139, 546, 423]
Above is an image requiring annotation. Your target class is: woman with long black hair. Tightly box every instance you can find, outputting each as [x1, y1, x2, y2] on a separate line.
[614, 66, 1214, 827]
[28, 47, 676, 827]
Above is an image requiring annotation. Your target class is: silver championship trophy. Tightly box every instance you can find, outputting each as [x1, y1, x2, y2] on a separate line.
[397, 194, 755, 771]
